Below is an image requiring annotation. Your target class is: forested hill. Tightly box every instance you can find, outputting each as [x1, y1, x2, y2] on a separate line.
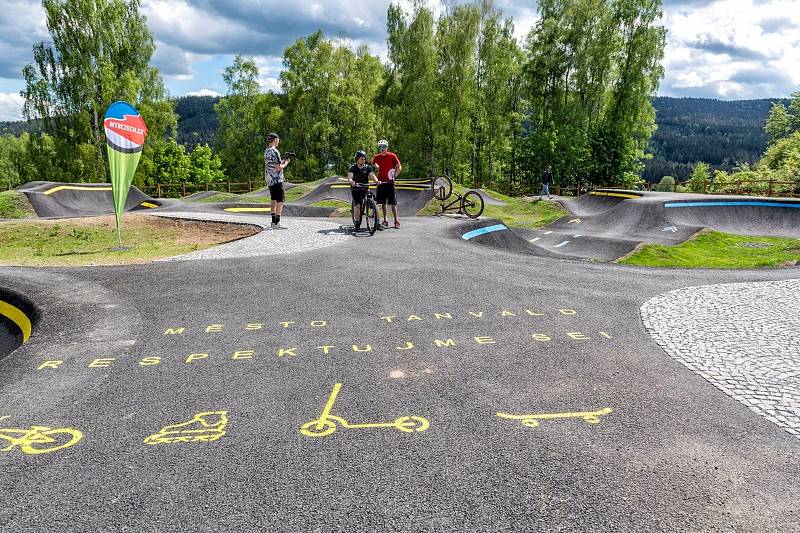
[644, 96, 785, 181]
[174, 95, 220, 150]
[0, 95, 785, 182]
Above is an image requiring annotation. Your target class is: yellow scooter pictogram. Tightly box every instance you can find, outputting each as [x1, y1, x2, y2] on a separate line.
[144, 411, 228, 445]
[496, 407, 613, 428]
[0, 422, 83, 455]
[300, 383, 430, 438]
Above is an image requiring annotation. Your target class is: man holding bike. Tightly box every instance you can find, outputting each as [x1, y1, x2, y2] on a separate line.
[348, 150, 378, 231]
[371, 139, 402, 229]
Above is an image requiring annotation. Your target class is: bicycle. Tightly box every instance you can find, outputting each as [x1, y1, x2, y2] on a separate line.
[0, 424, 84, 455]
[431, 175, 485, 218]
[350, 182, 379, 235]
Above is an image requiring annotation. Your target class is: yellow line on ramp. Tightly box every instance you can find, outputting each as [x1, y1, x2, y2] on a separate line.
[0, 300, 32, 343]
[43, 185, 112, 195]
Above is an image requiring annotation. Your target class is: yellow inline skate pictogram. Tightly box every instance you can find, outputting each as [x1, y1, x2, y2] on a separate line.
[300, 383, 430, 438]
[496, 407, 613, 428]
[144, 411, 228, 445]
[0, 420, 83, 455]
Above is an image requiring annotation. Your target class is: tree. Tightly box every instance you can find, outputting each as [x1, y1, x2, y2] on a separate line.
[765, 102, 791, 145]
[189, 144, 224, 183]
[140, 139, 190, 185]
[22, 0, 176, 183]
[214, 55, 265, 182]
[384, 2, 439, 177]
[522, 0, 665, 189]
[687, 161, 710, 193]
[0, 134, 27, 189]
[281, 32, 383, 179]
[655, 175, 674, 192]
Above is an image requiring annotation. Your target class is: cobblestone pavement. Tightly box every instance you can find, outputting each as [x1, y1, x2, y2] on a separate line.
[641, 279, 800, 438]
[153, 212, 349, 261]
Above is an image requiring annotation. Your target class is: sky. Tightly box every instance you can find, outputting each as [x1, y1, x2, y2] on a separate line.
[0, 0, 798, 121]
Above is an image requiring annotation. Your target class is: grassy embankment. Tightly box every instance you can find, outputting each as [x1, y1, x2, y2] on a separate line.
[620, 231, 800, 269]
[417, 183, 566, 228]
[194, 178, 331, 204]
[0, 191, 36, 219]
[0, 215, 257, 267]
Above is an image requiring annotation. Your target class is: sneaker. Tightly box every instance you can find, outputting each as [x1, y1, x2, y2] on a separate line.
[270, 222, 277, 229]
[273, 223, 287, 230]
[394, 220, 400, 229]
[354, 224, 361, 232]
[382, 220, 388, 228]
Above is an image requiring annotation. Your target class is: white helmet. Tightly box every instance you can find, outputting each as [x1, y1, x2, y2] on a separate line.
[377, 139, 389, 147]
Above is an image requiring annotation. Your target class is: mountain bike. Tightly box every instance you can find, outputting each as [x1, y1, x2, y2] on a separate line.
[431, 175, 485, 218]
[351, 183, 379, 235]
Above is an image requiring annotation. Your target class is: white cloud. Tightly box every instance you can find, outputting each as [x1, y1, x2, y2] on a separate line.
[661, 0, 800, 98]
[185, 88, 222, 97]
[0, 92, 24, 122]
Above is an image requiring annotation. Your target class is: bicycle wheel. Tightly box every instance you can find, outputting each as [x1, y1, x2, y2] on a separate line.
[365, 199, 379, 235]
[461, 190, 485, 218]
[351, 200, 362, 229]
[22, 428, 84, 455]
[432, 175, 452, 201]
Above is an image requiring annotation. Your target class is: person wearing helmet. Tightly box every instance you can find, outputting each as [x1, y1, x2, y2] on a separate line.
[348, 150, 378, 230]
[371, 139, 402, 228]
[264, 132, 291, 229]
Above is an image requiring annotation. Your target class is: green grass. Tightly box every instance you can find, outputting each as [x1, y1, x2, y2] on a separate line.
[311, 199, 350, 208]
[0, 215, 254, 267]
[0, 191, 36, 219]
[418, 184, 566, 228]
[619, 231, 800, 269]
[193, 178, 331, 204]
[196, 192, 239, 203]
[284, 177, 330, 202]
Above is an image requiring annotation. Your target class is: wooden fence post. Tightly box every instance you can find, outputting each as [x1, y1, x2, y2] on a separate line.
[768, 179, 773, 197]
[182, 183, 186, 197]
[227, 180, 231, 193]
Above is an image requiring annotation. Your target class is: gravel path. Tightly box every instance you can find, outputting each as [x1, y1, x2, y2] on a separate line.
[641, 279, 800, 438]
[154, 212, 349, 261]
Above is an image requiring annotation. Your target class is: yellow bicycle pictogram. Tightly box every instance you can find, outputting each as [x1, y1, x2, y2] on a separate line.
[300, 383, 430, 438]
[496, 407, 613, 428]
[0, 423, 84, 455]
[144, 411, 228, 445]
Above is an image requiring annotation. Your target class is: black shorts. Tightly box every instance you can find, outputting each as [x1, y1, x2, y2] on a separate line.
[269, 183, 285, 203]
[351, 188, 367, 205]
[376, 182, 396, 205]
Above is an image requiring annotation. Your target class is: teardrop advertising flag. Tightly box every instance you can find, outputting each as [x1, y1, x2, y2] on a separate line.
[104, 101, 148, 246]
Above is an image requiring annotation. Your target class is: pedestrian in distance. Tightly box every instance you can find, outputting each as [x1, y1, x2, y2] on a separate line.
[540, 164, 553, 200]
[371, 139, 402, 229]
[265, 132, 291, 229]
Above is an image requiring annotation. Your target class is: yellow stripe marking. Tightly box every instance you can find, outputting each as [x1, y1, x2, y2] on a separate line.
[140, 202, 158, 208]
[0, 300, 32, 343]
[589, 191, 640, 199]
[43, 185, 112, 195]
[223, 207, 271, 212]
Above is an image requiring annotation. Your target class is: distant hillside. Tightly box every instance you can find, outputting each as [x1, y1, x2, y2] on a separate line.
[645, 97, 786, 182]
[174, 95, 219, 151]
[2, 95, 787, 182]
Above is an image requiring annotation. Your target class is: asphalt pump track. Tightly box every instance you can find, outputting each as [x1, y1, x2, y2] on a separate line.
[16, 178, 433, 220]
[0, 211, 798, 530]
[460, 189, 800, 261]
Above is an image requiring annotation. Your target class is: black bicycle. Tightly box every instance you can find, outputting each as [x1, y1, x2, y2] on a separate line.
[351, 183, 379, 235]
[431, 175, 485, 218]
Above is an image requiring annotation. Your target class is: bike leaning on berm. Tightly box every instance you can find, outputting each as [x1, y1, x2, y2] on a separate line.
[351, 183, 380, 235]
[431, 175, 485, 218]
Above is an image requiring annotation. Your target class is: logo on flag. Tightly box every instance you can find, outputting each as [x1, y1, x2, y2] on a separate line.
[104, 101, 148, 153]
